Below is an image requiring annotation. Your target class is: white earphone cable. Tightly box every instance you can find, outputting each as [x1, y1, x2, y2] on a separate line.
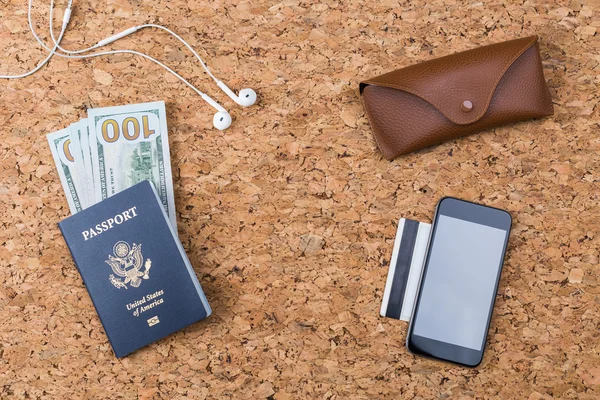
[46, 0, 220, 84]
[138, 24, 219, 83]
[47, 0, 103, 54]
[26, 0, 223, 111]
[1, 0, 240, 129]
[0, 0, 68, 79]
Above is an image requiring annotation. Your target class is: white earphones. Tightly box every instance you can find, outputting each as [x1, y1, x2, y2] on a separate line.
[1, 0, 257, 130]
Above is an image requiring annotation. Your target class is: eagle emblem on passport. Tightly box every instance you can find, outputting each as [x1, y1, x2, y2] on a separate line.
[106, 241, 152, 289]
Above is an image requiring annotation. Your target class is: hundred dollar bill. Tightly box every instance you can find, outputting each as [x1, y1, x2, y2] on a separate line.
[68, 122, 87, 208]
[70, 119, 95, 208]
[47, 129, 84, 214]
[88, 101, 176, 227]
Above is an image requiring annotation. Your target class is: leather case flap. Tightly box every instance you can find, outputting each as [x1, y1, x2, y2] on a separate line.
[360, 36, 539, 125]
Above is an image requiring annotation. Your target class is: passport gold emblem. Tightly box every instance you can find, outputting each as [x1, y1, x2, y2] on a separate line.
[147, 316, 160, 327]
[106, 241, 152, 289]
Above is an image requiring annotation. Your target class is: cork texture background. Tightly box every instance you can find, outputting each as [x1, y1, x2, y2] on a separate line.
[1, 0, 599, 398]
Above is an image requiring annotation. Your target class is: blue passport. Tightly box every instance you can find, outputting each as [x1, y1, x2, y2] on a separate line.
[58, 180, 211, 358]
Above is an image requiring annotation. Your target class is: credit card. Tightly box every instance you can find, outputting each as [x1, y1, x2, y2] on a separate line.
[380, 218, 431, 321]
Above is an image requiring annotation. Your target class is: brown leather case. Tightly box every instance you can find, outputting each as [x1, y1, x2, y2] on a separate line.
[360, 36, 554, 160]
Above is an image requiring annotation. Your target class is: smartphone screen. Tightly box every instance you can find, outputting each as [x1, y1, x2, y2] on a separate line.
[407, 197, 511, 367]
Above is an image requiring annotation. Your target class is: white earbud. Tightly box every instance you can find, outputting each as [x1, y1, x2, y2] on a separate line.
[213, 111, 232, 131]
[217, 81, 257, 107]
[201, 94, 232, 130]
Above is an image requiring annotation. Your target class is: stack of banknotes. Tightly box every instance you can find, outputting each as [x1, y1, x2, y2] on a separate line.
[47, 101, 177, 227]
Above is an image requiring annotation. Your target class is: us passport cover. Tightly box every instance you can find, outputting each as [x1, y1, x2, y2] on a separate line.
[58, 180, 211, 358]
[380, 218, 431, 322]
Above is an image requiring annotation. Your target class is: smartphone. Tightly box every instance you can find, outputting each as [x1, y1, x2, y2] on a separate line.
[406, 197, 512, 367]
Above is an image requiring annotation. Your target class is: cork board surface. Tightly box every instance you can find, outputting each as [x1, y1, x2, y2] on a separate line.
[1, 0, 599, 398]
